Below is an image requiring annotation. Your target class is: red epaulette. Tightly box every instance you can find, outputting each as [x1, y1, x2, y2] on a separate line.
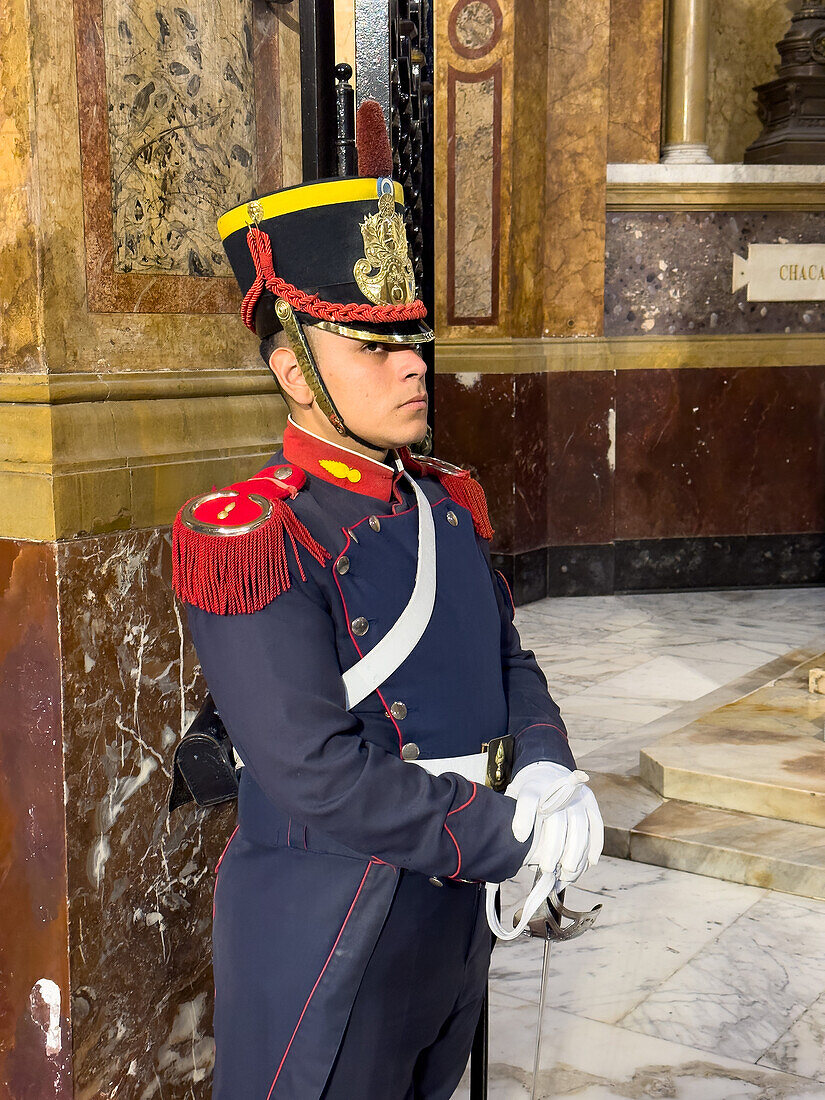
[400, 451, 494, 540]
[172, 464, 330, 615]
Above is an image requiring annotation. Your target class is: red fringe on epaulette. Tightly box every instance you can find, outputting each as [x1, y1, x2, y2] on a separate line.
[172, 501, 330, 615]
[439, 473, 495, 540]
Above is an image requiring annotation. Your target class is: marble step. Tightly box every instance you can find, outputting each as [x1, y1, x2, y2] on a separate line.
[629, 799, 825, 901]
[589, 770, 825, 900]
[639, 653, 825, 828]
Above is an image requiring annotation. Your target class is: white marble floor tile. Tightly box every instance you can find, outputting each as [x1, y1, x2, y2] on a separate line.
[760, 989, 825, 1083]
[454, 992, 824, 1098]
[489, 857, 763, 1026]
[620, 891, 825, 1064]
[555, 694, 672, 728]
[570, 656, 725, 704]
[658, 638, 797, 666]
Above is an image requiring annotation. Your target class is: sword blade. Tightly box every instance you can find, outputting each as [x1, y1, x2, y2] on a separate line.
[530, 922, 554, 1100]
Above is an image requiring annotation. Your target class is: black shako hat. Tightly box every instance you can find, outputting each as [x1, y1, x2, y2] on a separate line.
[217, 176, 433, 345]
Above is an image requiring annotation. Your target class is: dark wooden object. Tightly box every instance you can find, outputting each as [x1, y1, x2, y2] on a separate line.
[746, 3, 825, 163]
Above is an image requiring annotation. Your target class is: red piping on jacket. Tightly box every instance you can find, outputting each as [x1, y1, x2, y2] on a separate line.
[495, 569, 516, 615]
[213, 825, 239, 923]
[331, 495, 448, 755]
[519, 721, 570, 742]
[444, 782, 477, 879]
[266, 860, 376, 1098]
[330, 493, 471, 879]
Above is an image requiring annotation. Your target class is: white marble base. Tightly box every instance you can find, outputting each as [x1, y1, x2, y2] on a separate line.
[608, 163, 825, 184]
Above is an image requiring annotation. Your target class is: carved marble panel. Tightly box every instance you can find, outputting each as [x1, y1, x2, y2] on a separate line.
[102, 0, 256, 277]
[448, 67, 500, 323]
[436, 0, 511, 336]
[74, 0, 285, 313]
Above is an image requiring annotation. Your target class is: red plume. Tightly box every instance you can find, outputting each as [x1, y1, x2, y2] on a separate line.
[356, 100, 393, 178]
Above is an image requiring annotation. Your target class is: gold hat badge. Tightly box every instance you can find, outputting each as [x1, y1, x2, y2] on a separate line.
[353, 179, 416, 306]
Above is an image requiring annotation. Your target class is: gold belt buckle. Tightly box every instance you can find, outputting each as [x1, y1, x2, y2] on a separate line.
[481, 735, 515, 792]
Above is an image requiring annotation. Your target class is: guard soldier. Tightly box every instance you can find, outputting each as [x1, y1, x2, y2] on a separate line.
[172, 111, 603, 1099]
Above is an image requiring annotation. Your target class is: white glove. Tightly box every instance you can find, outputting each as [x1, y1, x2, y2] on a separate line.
[507, 761, 604, 887]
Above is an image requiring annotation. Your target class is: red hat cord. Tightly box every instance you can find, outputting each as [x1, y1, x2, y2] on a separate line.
[241, 226, 427, 333]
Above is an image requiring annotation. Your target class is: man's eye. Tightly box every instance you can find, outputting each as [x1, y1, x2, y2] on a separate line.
[361, 342, 382, 353]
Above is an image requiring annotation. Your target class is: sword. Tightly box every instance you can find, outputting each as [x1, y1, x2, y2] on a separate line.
[517, 884, 602, 1100]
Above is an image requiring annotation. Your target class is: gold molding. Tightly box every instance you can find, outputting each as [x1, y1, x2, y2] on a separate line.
[606, 180, 825, 211]
[0, 369, 278, 404]
[6, 337, 824, 541]
[1, 371, 286, 541]
[435, 333, 825, 374]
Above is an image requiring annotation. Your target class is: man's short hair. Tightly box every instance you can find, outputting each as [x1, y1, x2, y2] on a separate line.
[259, 325, 319, 369]
[259, 329, 289, 369]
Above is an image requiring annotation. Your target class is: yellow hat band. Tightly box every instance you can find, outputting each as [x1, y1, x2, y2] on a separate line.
[217, 178, 405, 241]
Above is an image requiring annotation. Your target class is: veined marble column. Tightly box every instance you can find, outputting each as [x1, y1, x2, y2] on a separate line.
[661, 0, 714, 164]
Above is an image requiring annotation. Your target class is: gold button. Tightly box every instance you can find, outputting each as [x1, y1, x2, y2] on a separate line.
[274, 466, 293, 480]
[401, 742, 420, 761]
[348, 528, 359, 544]
[389, 701, 407, 720]
[446, 510, 459, 526]
[429, 876, 443, 887]
[369, 516, 381, 532]
[351, 616, 369, 636]
[336, 556, 350, 575]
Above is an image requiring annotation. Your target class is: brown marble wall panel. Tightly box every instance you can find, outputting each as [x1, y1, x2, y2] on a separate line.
[605, 212, 825, 338]
[513, 372, 550, 549]
[544, 0, 610, 337]
[0, 541, 72, 1098]
[435, 371, 551, 553]
[57, 528, 234, 1097]
[436, 372, 516, 550]
[546, 371, 615, 545]
[607, 0, 664, 164]
[615, 366, 825, 541]
[436, 369, 617, 555]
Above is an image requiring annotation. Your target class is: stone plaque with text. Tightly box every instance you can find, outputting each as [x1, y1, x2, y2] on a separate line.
[733, 244, 825, 301]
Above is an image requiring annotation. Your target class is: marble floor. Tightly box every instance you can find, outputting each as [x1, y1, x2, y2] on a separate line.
[453, 586, 825, 1099]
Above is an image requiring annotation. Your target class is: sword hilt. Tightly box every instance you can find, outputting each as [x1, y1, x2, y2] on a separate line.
[516, 887, 602, 942]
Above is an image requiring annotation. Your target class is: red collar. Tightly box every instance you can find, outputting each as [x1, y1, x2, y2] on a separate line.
[282, 419, 398, 501]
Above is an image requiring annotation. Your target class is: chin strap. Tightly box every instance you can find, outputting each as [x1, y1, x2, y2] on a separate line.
[275, 298, 349, 437]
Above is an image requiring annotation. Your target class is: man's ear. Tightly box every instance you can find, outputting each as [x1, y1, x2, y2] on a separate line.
[268, 345, 313, 409]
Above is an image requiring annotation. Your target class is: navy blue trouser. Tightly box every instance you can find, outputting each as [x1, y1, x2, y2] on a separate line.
[321, 872, 492, 1099]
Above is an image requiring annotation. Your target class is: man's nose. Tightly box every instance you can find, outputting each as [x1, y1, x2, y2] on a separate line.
[394, 348, 427, 378]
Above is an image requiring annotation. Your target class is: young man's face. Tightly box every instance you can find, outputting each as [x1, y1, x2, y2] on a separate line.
[309, 326, 429, 451]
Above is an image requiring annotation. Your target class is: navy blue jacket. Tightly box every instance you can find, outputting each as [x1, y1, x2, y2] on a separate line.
[176, 420, 575, 1096]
